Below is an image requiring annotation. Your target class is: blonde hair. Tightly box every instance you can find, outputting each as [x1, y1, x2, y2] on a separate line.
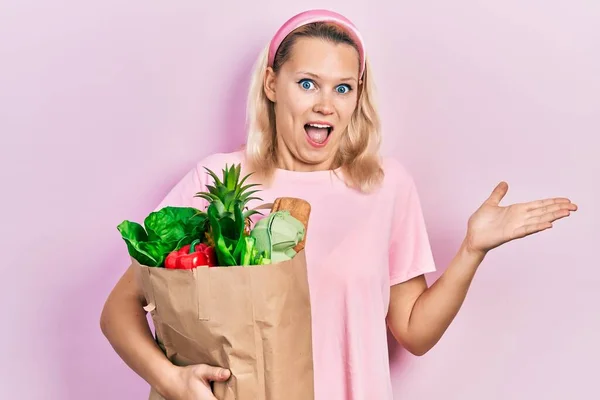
[244, 22, 384, 193]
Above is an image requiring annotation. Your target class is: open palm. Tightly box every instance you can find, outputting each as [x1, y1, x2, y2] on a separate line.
[466, 181, 577, 255]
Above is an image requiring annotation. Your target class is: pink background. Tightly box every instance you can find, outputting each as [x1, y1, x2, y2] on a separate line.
[1, 1, 598, 399]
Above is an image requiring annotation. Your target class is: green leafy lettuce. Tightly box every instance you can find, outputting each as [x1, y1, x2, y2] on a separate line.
[117, 206, 208, 267]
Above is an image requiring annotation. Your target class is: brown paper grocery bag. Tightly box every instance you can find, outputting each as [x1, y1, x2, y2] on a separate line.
[135, 248, 314, 400]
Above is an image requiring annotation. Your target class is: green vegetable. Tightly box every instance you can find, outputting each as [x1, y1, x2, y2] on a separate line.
[117, 206, 208, 267]
[207, 202, 237, 266]
[239, 236, 256, 266]
[199, 164, 268, 267]
[251, 210, 305, 263]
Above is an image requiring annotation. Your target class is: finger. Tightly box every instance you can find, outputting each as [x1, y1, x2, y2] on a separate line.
[528, 209, 572, 225]
[485, 181, 509, 206]
[527, 202, 578, 218]
[196, 365, 231, 382]
[204, 391, 218, 400]
[513, 222, 553, 239]
[525, 197, 573, 211]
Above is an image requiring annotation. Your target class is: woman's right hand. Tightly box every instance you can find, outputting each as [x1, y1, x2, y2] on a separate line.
[163, 364, 231, 400]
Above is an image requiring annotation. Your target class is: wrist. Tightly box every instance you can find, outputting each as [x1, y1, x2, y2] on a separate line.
[155, 363, 181, 399]
[460, 237, 487, 264]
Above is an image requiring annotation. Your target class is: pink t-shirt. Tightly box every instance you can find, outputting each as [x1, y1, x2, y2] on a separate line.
[155, 149, 437, 400]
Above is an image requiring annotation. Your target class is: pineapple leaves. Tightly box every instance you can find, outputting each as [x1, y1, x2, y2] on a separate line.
[243, 197, 263, 204]
[203, 167, 223, 188]
[243, 209, 262, 220]
[240, 190, 262, 204]
[225, 164, 240, 189]
[197, 163, 264, 266]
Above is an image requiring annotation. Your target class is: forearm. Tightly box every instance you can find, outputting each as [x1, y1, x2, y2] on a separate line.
[405, 238, 485, 354]
[100, 272, 177, 397]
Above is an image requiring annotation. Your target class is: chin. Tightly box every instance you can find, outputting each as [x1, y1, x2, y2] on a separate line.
[297, 144, 337, 167]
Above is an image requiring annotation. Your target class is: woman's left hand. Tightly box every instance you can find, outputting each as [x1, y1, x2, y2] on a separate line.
[465, 181, 578, 256]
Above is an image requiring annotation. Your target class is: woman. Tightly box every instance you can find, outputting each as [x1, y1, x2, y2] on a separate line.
[100, 9, 577, 400]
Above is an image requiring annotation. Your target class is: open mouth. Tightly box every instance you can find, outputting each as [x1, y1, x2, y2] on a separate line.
[304, 123, 333, 147]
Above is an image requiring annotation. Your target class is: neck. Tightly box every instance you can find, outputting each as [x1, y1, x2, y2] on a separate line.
[275, 140, 336, 172]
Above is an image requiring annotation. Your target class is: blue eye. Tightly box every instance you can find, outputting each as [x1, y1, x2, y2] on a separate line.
[298, 79, 315, 90]
[336, 84, 352, 94]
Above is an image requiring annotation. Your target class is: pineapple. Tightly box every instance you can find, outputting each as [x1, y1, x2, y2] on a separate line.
[194, 163, 263, 266]
[195, 163, 262, 221]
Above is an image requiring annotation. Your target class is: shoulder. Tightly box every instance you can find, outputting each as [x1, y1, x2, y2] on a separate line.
[378, 157, 429, 216]
[193, 149, 246, 173]
[154, 149, 246, 210]
[376, 156, 426, 211]
[380, 156, 417, 191]
[190, 149, 247, 181]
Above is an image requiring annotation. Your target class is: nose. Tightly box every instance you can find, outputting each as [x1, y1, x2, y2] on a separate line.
[313, 93, 334, 115]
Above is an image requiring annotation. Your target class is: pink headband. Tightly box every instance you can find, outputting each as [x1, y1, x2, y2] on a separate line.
[267, 9, 366, 79]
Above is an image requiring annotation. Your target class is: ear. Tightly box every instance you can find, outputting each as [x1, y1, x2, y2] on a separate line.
[264, 67, 277, 102]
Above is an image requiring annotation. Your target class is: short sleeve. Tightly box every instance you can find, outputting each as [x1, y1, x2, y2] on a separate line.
[388, 173, 437, 286]
[153, 162, 209, 211]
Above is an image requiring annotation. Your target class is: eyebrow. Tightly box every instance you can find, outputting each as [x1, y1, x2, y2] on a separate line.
[297, 71, 357, 83]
